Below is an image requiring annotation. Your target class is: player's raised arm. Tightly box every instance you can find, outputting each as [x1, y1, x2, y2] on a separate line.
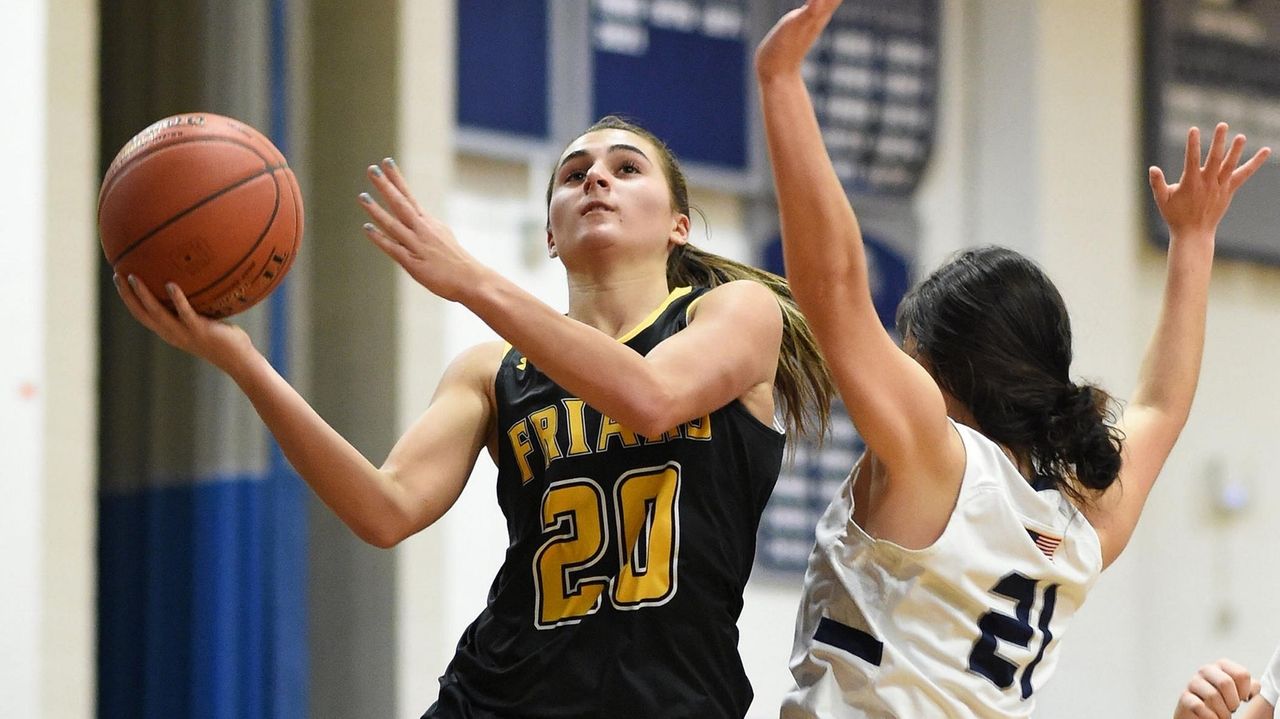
[1087, 123, 1270, 567]
[358, 141, 817, 439]
[754, 0, 956, 481]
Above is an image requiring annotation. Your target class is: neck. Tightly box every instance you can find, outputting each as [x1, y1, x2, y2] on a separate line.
[565, 265, 675, 339]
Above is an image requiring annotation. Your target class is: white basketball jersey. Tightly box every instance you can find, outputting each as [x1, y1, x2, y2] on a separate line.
[1261, 645, 1280, 708]
[782, 420, 1103, 718]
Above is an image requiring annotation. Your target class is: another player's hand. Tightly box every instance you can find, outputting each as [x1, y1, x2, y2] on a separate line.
[1174, 658, 1261, 719]
[358, 158, 481, 303]
[114, 273, 256, 371]
[755, 0, 841, 82]
[1149, 123, 1270, 243]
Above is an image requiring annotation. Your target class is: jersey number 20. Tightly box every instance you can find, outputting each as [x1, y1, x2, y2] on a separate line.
[967, 571, 1059, 699]
[533, 462, 681, 629]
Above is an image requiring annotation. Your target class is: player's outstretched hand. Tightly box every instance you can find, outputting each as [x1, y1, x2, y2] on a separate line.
[114, 273, 255, 371]
[755, 0, 842, 82]
[358, 158, 482, 303]
[1174, 659, 1261, 719]
[1149, 123, 1270, 242]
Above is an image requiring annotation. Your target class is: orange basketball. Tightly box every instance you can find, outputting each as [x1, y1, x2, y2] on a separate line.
[99, 112, 303, 318]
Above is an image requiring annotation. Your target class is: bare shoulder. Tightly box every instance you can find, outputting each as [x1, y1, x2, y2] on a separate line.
[689, 279, 783, 325]
[446, 340, 508, 392]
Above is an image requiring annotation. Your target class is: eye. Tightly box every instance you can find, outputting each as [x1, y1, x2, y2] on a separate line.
[619, 162, 640, 174]
[564, 169, 586, 183]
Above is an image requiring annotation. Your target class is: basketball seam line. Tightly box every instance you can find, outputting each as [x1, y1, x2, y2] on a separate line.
[186, 170, 288, 305]
[100, 133, 283, 203]
[106, 163, 289, 266]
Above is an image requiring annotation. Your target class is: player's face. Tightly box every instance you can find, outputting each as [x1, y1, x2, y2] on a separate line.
[546, 129, 687, 264]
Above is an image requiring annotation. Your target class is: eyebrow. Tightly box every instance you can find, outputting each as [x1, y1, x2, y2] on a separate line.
[556, 143, 651, 171]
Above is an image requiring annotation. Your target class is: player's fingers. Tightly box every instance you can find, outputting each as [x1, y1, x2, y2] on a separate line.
[1203, 122, 1229, 173]
[1182, 126, 1202, 182]
[1149, 166, 1169, 196]
[165, 282, 204, 327]
[366, 164, 421, 230]
[126, 274, 188, 339]
[1189, 674, 1231, 717]
[379, 157, 427, 218]
[1204, 664, 1243, 711]
[1250, 678, 1261, 700]
[802, 0, 842, 25]
[126, 275, 172, 319]
[1229, 147, 1271, 191]
[1216, 658, 1255, 706]
[113, 274, 162, 332]
[362, 221, 413, 264]
[1218, 134, 1247, 184]
[358, 191, 414, 245]
[1176, 690, 1219, 719]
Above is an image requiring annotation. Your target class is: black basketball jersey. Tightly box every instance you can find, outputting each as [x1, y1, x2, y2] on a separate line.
[424, 286, 786, 719]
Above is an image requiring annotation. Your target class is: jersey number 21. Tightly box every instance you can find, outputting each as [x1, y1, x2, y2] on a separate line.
[968, 571, 1059, 699]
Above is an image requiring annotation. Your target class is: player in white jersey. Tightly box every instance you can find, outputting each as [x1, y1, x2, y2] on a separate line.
[1174, 649, 1280, 719]
[755, 1, 1272, 716]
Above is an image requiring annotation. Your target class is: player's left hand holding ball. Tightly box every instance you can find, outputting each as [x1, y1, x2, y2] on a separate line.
[114, 274, 256, 373]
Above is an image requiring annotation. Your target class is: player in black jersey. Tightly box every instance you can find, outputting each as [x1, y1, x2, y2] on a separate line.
[113, 115, 832, 717]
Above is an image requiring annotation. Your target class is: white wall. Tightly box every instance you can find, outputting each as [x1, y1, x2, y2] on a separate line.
[0, 4, 48, 715]
[42, 0, 98, 715]
[2, 0, 97, 717]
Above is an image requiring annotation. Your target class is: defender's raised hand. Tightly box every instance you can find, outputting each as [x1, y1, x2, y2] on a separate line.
[755, 0, 842, 81]
[1149, 123, 1271, 240]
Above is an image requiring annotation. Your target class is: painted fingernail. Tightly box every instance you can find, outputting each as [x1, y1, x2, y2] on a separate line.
[127, 275, 138, 288]
[363, 222, 375, 232]
[165, 282, 178, 296]
[369, 164, 383, 177]
[383, 157, 396, 168]
[359, 192, 373, 204]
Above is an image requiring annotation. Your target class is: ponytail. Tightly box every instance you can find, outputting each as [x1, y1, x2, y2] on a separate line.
[1034, 383, 1124, 504]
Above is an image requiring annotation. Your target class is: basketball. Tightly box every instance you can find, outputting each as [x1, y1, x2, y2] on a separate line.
[98, 112, 303, 318]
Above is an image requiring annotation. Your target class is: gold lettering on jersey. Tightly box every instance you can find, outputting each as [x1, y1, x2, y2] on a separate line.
[529, 406, 563, 468]
[507, 419, 536, 484]
[641, 426, 681, 444]
[561, 399, 592, 456]
[596, 414, 641, 452]
[684, 413, 712, 440]
[507, 399, 714, 481]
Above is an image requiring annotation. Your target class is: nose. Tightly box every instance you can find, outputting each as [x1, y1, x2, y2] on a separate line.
[583, 163, 610, 192]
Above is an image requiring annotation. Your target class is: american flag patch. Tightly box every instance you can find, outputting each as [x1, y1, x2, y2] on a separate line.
[1026, 528, 1062, 559]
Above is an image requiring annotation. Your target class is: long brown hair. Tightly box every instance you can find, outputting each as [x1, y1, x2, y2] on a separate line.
[546, 115, 833, 438]
[896, 246, 1123, 503]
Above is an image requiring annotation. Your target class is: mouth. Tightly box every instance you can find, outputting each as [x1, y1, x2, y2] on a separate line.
[581, 201, 614, 216]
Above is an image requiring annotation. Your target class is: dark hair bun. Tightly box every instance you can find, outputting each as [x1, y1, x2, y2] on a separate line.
[1046, 384, 1123, 493]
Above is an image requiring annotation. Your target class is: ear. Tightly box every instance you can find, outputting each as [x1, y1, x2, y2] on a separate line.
[546, 230, 559, 259]
[668, 212, 690, 249]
